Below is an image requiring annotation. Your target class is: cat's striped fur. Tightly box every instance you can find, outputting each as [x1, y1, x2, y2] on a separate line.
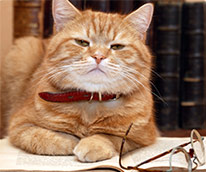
[2, 0, 158, 162]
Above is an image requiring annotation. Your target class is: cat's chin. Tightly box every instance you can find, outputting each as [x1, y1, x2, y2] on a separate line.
[50, 83, 120, 95]
[50, 77, 135, 95]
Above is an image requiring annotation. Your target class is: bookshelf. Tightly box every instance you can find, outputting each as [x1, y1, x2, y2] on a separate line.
[161, 129, 206, 137]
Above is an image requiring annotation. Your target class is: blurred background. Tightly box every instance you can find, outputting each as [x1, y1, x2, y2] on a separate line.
[0, 0, 206, 138]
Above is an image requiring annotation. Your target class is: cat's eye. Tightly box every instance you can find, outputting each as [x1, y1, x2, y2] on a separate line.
[75, 39, 90, 47]
[111, 44, 125, 50]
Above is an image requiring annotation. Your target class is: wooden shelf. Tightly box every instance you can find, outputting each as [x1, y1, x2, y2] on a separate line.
[160, 129, 206, 137]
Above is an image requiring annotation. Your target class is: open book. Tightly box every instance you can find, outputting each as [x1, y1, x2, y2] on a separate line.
[0, 137, 206, 172]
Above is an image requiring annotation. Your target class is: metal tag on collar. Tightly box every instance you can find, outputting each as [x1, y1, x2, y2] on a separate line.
[98, 92, 102, 101]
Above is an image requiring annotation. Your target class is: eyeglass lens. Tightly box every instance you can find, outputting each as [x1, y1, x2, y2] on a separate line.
[190, 129, 205, 166]
[168, 146, 193, 172]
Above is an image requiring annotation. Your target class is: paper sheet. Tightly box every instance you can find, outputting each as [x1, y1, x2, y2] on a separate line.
[1, 137, 206, 171]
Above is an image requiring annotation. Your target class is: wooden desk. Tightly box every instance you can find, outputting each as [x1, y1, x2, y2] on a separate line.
[161, 129, 206, 137]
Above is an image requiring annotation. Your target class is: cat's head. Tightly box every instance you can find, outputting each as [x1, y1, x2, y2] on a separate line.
[45, 0, 154, 95]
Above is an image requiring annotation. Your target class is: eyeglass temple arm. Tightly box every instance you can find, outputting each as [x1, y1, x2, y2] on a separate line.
[119, 123, 134, 170]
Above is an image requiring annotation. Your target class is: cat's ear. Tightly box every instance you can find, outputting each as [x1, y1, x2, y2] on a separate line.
[124, 3, 154, 40]
[52, 0, 81, 32]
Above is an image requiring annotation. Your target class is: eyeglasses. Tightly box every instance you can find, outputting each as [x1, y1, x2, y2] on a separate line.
[119, 123, 205, 172]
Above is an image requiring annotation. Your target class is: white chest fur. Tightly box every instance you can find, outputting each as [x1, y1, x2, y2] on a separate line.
[79, 98, 123, 124]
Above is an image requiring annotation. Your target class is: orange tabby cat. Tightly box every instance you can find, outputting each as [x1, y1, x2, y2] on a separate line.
[3, 0, 158, 162]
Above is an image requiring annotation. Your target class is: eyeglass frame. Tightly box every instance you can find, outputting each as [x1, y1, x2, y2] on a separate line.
[119, 123, 205, 172]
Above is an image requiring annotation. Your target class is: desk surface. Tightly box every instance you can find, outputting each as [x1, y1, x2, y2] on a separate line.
[161, 129, 206, 137]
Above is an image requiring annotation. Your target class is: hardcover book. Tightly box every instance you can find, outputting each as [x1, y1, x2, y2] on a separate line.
[14, 0, 45, 38]
[153, 2, 182, 130]
[110, 0, 134, 14]
[180, 2, 205, 129]
[84, 0, 110, 12]
[43, 0, 53, 38]
[70, 0, 83, 10]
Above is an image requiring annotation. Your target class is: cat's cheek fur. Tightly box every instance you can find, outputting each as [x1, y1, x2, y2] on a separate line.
[73, 135, 117, 162]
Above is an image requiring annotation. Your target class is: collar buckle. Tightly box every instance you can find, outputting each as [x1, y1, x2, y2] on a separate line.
[89, 92, 94, 102]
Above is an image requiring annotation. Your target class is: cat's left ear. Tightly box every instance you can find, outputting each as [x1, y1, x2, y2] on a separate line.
[52, 0, 81, 32]
[124, 3, 154, 40]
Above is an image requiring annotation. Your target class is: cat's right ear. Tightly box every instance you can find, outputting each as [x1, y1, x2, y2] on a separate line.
[52, 0, 81, 32]
[124, 3, 154, 40]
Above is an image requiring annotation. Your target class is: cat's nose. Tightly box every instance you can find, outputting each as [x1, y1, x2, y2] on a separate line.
[91, 54, 106, 64]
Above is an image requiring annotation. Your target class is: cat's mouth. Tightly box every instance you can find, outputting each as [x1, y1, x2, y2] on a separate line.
[87, 67, 106, 74]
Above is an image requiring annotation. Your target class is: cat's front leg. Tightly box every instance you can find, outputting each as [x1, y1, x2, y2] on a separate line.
[9, 119, 79, 155]
[73, 134, 138, 162]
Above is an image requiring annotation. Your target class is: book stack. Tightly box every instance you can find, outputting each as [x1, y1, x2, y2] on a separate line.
[153, 0, 206, 130]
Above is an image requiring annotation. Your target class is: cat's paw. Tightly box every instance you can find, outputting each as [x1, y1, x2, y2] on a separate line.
[73, 135, 117, 162]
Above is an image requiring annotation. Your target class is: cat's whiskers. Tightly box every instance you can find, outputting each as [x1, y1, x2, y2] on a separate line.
[26, 66, 58, 90]
[72, 60, 90, 64]
[106, 62, 156, 98]
[30, 70, 46, 84]
[108, 61, 163, 102]
[119, 64, 163, 99]
[45, 63, 94, 84]
[123, 71, 147, 90]
[108, 62, 150, 84]
[119, 67, 166, 104]
[118, 72, 146, 98]
[28, 73, 51, 91]
[47, 69, 67, 82]
[33, 61, 165, 104]
[103, 63, 121, 76]
[128, 71, 165, 103]
[35, 61, 165, 104]
[141, 64, 163, 79]
[63, 63, 91, 67]
[105, 63, 146, 85]
[104, 62, 143, 93]
[40, 61, 92, 85]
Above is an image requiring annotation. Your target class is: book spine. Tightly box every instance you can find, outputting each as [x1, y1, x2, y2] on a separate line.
[180, 2, 205, 129]
[83, 0, 110, 12]
[154, 2, 182, 130]
[110, 0, 134, 14]
[70, 0, 83, 10]
[43, 0, 53, 38]
[14, 0, 44, 38]
[204, 2, 206, 128]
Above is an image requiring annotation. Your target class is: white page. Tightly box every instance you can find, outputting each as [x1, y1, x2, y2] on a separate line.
[1, 137, 206, 171]
[0, 138, 122, 171]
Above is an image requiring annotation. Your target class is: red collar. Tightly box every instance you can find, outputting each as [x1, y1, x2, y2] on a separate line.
[39, 90, 120, 103]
